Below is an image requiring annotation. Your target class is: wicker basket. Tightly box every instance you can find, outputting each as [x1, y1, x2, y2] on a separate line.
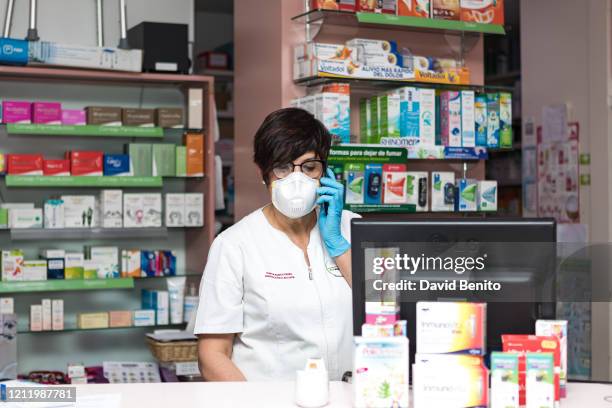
[146, 338, 198, 362]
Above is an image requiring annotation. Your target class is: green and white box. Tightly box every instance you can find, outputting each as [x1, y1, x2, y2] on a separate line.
[419, 89, 436, 146]
[525, 353, 555, 408]
[478, 180, 497, 212]
[353, 336, 409, 408]
[431, 172, 455, 212]
[491, 352, 520, 408]
[360, 98, 371, 143]
[1, 249, 24, 281]
[65, 252, 84, 280]
[88, 246, 119, 278]
[345, 163, 365, 204]
[406, 172, 428, 212]
[380, 90, 401, 138]
[456, 179, 478, 212]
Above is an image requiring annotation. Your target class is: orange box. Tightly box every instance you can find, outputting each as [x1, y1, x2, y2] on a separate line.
[460, 0, 504, 25]
[311, 0, 356, 11]
[185, 133, 204, 177]
[432, 0, 460, 20]
[109, 310, 132, 328]
[398, 0, 430, 17]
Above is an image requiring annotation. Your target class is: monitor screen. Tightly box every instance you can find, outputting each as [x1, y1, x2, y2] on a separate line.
[351, 218, 557, 367]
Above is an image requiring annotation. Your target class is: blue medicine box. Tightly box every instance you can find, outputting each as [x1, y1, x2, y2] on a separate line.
[0, 38, 29, 65]
[104, 154, 131, 176]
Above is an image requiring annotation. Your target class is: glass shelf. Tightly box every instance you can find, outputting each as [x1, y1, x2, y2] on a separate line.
[0, 274, 201, 294]
[5, 175, 163, 188]
[5, 123, 167, 138]
[8, 227, 170, 241]
[18, 323, 186, 334]
[292, 9, 505, 35]
[294, 75, 514, 92]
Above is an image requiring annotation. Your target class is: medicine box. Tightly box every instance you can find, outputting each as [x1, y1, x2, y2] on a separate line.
[525, 353, 555, 408]
[100, 190, 123, 228]
[62, 109, 86, 126]
[64, 252, 84, 280]
[185, 133, 204, 177]
[30, 42, 142, 72]
[346, 39, 400, 67]
[44, 199, 64, 229]
[3, 101, 31, 124]
[133, 309, 156, 327]
[32, 102, 61, 125]
[419, 89, 436, 146]
[123, 194, 144, 227]
[121, 249, 142, 277]
[142, 193, 162, 227]
[109, 311, 132, 328]
[78, 312, 109, 329]
[359, 99, 371, 143]
[52, 299, 64, 331]
[68, 151, 103, 176]
[86, 106, 122, 126]
[353, 337, 409, 408]
[30, 305, 42, 331]
[42, 299, 52, 331]
[152, 144, 176, 177]
[380, 90, 401, 138]
[175, 146, 187, 177]
[316, 90, 350, 144]
[7, 154, 43, 175]
[165, 193, 185, 227]
[406, 172, 428, 212]
[361, 321, 407, 338]
[364, 164, 383, 205]
[486, 93, 500, 148]
[399, 87, 420, 143]
[370, 95, 380, 143]
[127, 143, 153, 177]
[382, 165, 408, 204]
[416, 301, 486, 355]
[413, 354, 488, 408]
[345, 163, 365, 204]
[62, 195, 96, 228]
[461, 90, 476, 147]
[432, 0, 460, 20]
[460, 0, 504, 25]
[502, 334, 561, 406]
[122, 108, 154, 127]
[440, 91, 462, 147]
[185, 193, 204, 227]
[103, 154, 131, 176]
[365, 301, 400, 325]
[21, 260, 47, 281]
[478, 180, 497, 212]
[43, 159, 70, 176]
[1, 250, 24, 281]
[155, 108, 183, 128]
[0, 297, 14, 314]
[47, 258, 65, 280]
[456, 179, 478, 212]
[187, 88, 203, 129]
[398, 0, 431, 17]
[491, 352, 520, 408]
[10, 208, 43, 229]
[88, 246, 119, 278]
[475, 94, 488, 146]
[499, 92, 513, 148]
[431, 171, 455, 212]
[535, 320, 568, 398]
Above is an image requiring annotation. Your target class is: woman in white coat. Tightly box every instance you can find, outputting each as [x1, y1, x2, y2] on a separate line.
[195, 108, 359, 381]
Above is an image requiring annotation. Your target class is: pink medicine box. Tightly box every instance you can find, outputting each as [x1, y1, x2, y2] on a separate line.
[33, 102, 62, 124]
[3, 101, 32, 124]
[61, 109, 87, 126]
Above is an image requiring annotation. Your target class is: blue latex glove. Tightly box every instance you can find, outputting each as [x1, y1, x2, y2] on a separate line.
[317, 168, 350, 258]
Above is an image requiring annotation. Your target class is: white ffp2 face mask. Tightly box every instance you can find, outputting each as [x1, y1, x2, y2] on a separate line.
[271, 172, 319, 219]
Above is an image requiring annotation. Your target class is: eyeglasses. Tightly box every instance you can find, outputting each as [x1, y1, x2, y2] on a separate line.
[272, 159, 326, 179]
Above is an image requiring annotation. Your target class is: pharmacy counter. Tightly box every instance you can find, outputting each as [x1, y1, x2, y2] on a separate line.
[70, 381, 612, 407]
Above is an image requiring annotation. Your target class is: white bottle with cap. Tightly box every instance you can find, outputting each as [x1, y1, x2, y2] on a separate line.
[295, 357, 329, 408]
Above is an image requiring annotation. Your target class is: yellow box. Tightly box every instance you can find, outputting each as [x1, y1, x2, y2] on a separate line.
[77, 312, 109, 329]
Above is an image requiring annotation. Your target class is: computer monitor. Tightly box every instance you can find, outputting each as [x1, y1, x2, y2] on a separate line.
[351, 218, 557, 364]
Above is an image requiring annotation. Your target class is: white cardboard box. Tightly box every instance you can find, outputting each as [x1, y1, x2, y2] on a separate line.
[42, 298, 52, 331]
[142, 193, 162, 227]
[165, 193, 185, 227]
[52, 299, 64, 331]
[431, 172, 455, 212]
[30, 305, 42, 332]
[89, 246, 119, 278]
[100, 190, 123, 228]
[123, 194, 144, 227]
[61, 195, 96, 228]
[156, 291, 169, 325]
[184, 193, 204, 227]
[44, 199, 64, 229]
[9, 208, 43, 229]
[0, 297, 14, 314]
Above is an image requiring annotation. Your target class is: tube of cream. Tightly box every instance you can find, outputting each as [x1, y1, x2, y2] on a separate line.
[167, 276, 186, 324]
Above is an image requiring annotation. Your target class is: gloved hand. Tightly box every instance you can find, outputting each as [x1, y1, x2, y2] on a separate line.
[317, 168, 350, 258]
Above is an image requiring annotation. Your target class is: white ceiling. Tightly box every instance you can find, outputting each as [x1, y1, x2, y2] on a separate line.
[195, 0, 233, 14]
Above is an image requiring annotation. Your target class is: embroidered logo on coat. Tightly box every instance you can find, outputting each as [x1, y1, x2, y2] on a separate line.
[265, 272, 295, 280]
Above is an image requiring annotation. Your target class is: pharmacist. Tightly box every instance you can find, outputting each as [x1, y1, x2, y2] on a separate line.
[194, 108, 359, 381]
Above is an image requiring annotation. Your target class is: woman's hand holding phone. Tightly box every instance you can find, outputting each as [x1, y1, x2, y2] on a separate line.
[317, 169, 350, 258]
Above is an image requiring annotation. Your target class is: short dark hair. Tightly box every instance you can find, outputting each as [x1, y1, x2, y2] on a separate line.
[253, 107, 331, 184]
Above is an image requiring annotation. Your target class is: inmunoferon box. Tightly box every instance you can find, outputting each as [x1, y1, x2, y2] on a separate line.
[416, 301, 486, 355]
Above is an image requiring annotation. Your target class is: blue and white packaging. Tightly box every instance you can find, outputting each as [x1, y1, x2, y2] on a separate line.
[419, 89, 436, 146]
[455, 179, 478, 212]
[364, 164, 383, 205]
[0, 38, 29, 65]
[461, 91, 476, 147]
[104, 154, 131, 176]
[478, 181, 497, 212]
[475, 95, 488, 147]
[486, 93, 500, 148]
[400, 87, 420, 144]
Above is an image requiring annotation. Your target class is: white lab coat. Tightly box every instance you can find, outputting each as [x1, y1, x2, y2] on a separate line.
[194, 207, 359, 381]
